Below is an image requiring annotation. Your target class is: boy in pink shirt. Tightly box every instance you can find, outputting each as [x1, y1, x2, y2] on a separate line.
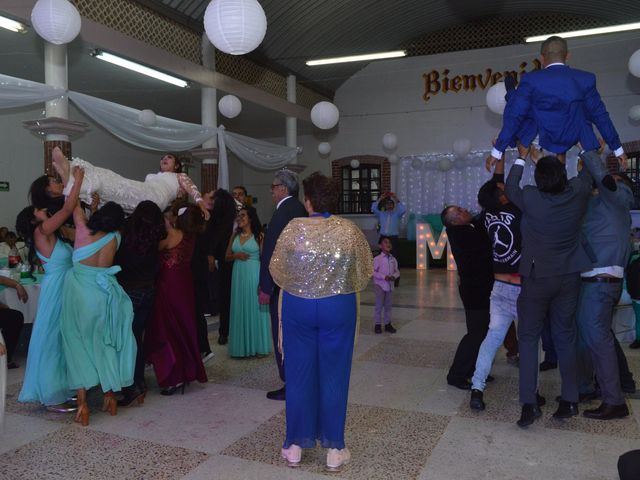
[373, 236, 400, 334]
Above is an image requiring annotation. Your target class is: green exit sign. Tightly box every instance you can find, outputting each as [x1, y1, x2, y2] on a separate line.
[0, 181, 9, 192]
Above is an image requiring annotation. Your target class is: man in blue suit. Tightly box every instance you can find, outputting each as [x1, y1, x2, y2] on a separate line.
[488, 36, 626, 167]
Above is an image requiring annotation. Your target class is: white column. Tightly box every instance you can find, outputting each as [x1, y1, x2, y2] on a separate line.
[44, 43, 68, 141]
[202, 36, 217, 152]
[286, 74, 297, 153]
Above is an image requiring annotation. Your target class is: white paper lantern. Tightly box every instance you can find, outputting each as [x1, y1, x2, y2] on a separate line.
[382, 133, 398, 151]
[31, 0, 82, 45]
[486, 82, 507, 115]
[138, 109, 157, 127]
[218, 94, 242, 118]
[317, 142, 331, 155]
[203, 0, 267, 55]
[453, 138, 471, 159]
[438, 158, 453, 172]
[629, 49, 640, 77]
[310, 101, 340, 130]
[411, 158, 423, 170]
[350, 159, 360, 169]
[388, 154, 398, 164]
[630, 105, 640, 121]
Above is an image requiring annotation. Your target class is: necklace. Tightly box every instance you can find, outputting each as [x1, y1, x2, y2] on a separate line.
[240, 231, 251, 237]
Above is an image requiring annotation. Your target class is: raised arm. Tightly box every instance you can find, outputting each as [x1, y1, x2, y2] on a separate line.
[177, 173, 209, 220]
[579, 150, 628, 206]
[40, 167, 84, 236]
[505, 161, 526, 211]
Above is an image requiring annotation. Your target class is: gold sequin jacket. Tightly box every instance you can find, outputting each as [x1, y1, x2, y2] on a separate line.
[269, 215, 373, 299]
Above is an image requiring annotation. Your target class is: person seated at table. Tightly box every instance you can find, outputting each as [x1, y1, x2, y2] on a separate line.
[0, 276, 27, 369]
[15, 166, 85, 411]
[0, 231, 28, 264]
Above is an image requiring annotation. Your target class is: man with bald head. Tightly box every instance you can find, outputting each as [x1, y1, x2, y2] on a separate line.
[487, 35, 626, 167]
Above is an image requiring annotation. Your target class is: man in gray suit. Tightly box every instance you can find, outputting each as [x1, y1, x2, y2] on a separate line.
[505, 144, 614, 427]
[576, 153, 633, 420]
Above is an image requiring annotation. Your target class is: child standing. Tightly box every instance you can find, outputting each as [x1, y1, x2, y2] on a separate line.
[373, 236, 400, 334]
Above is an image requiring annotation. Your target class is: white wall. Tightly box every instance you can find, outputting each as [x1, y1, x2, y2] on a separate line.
[0, 104, 175, 229]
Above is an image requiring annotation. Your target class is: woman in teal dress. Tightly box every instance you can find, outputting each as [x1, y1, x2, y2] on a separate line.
[60, 201, 136, 426]
[16, 167, 85, 411]
[226, 207, 272, 357]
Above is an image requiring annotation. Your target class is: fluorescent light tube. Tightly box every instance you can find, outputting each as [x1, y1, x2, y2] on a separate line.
[0, 15, 26, 33]
[92, 50, 188, 88]
[306, 50, 406, 66]
[526, 22, 640, 42]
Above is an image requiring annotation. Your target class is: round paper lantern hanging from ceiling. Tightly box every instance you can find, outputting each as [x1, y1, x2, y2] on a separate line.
[630, 105, 640, 121]
[317, 142, 331, 155]
[310, 101, 340, 130]
[486, 82, 507, 115]
[382, 133, 398, 151]
[218, 94, 242, 118]
[138, 109, 157, 127]
[31, 0, 82, 45]
[203, 0, 267, 55]
[629, 49, 640, 77]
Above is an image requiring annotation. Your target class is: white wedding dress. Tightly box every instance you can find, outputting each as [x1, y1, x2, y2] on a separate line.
[63, 158, 202, 213]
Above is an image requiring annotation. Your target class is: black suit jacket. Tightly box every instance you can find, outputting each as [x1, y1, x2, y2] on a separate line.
[259, 196, 307, 295]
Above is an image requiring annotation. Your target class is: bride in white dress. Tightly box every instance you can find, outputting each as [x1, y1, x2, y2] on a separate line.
[53, 147, 209, 219]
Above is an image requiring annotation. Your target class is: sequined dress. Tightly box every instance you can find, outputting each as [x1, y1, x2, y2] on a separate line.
[145, 234, 207, 388]
[63, 157, 202, 212]
[228, 235, 272, 357]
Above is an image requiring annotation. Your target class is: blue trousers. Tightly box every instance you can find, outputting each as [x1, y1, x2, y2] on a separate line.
[282, 291, 356, 449]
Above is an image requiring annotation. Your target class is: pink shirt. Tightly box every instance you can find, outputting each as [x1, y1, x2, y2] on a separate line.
[373, 252, 400, 292]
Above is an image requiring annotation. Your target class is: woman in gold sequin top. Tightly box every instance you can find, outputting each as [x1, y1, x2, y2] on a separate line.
[270, 172, 373, 472]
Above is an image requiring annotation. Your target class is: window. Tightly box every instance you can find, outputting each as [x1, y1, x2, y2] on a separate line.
[339, 164, 381, 214]
[623, 151, 640, 209]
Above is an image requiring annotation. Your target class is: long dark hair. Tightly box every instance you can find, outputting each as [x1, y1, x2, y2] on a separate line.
[122, 201, 167, 255]
[209, 189, 236, 259]
[171, 202, 206, 235]
[15, 206, 39, 270]
[86, 202, 125, 235]
[237, 206, 263, 242]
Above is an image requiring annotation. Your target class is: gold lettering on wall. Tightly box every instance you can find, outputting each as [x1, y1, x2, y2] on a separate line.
[422, 59, 542, 102]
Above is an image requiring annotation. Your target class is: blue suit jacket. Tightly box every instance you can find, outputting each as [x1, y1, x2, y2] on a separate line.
[505, 88, 537, 148]
[496, 65, 622, 154]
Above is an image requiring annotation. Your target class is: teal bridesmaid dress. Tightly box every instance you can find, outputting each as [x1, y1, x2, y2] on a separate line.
[19, 239, 74, 405]
[228, 235, 272, 357]
[60, 232, 136, 392]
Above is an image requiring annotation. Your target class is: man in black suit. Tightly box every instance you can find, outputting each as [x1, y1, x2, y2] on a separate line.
[259, 169, 307, 400]
[505, 144, 613, 427]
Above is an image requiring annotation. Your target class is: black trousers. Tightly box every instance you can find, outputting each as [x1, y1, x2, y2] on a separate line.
[270, 286, 285, 382]
[0, 307, 24, 363]
[447, 280, 491, 382]
[193, 275, 212, 354]
[126, 288, 155, 387]
[217, 261, 233, 338]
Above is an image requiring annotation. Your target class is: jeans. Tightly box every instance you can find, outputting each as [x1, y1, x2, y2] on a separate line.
[472, 281, 520, 391]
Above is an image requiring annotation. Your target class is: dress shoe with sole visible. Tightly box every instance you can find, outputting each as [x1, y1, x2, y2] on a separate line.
[374, 325, 382, 334]
[267, 386, 286, 400]
[517, 403, 542, 427]
[281, 444, 301, 467]
[583, 402, 629, 420]
[326, 448, 350, 472]
[539, 361, 558, 372]
[384, 323, 397, 333]
[447, 379, 472, 390]
[552, 400, 579, 419]
[470, 389, 485, 411]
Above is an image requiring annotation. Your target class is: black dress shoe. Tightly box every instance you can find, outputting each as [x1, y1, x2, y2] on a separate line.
[470, 389, 485, 411]
[539, 361, 558, 372]
[374, 325, 382, 334]
[517, 403, 542, 427]
[552, 400, 579, 419]
[447, 379, 472, 390]
[583, 402, 629, 420]
[266, 386, 286, 400]
[218, 335, 228, 345]
[629, 340, 640, 349]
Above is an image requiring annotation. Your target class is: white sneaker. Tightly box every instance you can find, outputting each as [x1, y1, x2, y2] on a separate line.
[326, 447, 350, 471]
[201, 352, 215, 364]
[281, 444, 302, 467]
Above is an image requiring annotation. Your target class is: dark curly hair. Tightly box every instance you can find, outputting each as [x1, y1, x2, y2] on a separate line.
[15, 206, 38, 270]
[171, 202, 205, 235]
[86, 201, 125, 235]
[302, 172, 338, 213]
[122, 200, 167, 255]
[209, 189, 236, 260]
[236, 206, 263, 241]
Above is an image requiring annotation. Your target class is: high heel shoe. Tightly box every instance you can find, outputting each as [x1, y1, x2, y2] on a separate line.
[102, 392, 117, 416]
[160, 383, 185, 396]
[75, 403, 90, 426]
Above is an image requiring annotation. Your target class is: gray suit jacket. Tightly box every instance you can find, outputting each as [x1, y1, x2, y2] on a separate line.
[505, 152, 607, 278]
[580, 152, 633, 269]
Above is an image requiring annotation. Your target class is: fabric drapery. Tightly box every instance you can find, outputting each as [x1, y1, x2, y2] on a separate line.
[0, 73, 65, 108]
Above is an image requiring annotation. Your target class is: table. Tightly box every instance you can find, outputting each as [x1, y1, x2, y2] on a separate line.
[0, 272, 42, 324]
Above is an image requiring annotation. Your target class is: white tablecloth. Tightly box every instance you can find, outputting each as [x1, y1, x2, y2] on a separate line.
[0, 284, 40, 324]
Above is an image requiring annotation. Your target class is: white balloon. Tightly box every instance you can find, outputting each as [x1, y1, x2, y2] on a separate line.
[388, 154, 398, 164]
[629, 49, 640, 77]
[350, 159, 360, 169]
[630, 105, 640, 121]
[31, 0, 81, 45]
[453, 138, 471, 159]
[203, 0, 267, 55]
[382, 133, 398, 151]
[218, 95, 242, 118]
[411, 158, 423, 170]
[486, 82, 507, 115]
[438, 158, 453, 172]
[138, 109, 157, 127]
[317, 142, 331, 155]
[311, 101, 340, 130]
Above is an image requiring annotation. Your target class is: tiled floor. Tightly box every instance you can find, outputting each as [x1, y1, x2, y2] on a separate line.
[1, 269, 639, 480]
